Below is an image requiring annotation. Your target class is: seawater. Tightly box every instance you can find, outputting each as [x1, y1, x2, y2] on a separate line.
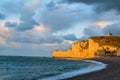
[0, 56, 106, 80]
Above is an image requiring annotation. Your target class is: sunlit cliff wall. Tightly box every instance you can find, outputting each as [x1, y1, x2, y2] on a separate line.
[52, 36, 120, 58]
[88, 39, 99, 57]
[52, 40, 90, 58]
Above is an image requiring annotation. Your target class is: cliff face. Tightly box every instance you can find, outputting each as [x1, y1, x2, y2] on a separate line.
[52, 40, 92, 58]
[52, 36, 120, 58]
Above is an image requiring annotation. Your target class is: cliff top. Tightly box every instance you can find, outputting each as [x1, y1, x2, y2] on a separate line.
[89, 36, 120, 48]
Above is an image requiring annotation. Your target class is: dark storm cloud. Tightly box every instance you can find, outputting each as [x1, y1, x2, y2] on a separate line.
[1, 0, 39, 31]
[15, 5, 39, 31]
[5, 22, 17, 28]
[46, 1, 59, 10]
[5, 14, 38, 31]
[16, 19, 38, 31]
[37, 0, 97, 32]
[37, 0, 75, 31]
[65, 0, 110, 4]
[46, 0, 64, 10]
[65, 0, 120, 12]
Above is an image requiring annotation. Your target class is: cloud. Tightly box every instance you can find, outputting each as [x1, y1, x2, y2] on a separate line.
[0, 37, 6, 45]
[103, 22, 120, 36]
[79, 8, 120, 39]
[93, 21, 109, 28]
[5, 22, 18, 28]
[32, 40, 73, 52]
[81, 21, 120, 40]
[0, 13, 6, 20]
[62, 34, 78, 41]
[83, 25, 104, 37]
[11, 27, 63, 44]
[65, 0, 120, 12]
[0, 0, 39, 31]
[35, 0, 96, 32]
[34, 24, 47, 32]
[0, 22, 63, 44]
[0, 21, 12, 39]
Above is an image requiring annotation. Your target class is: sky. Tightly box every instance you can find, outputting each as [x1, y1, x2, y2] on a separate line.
[0, 0, 120, 57]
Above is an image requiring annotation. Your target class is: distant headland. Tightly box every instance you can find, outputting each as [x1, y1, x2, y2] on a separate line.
[52, 32, 120, 59]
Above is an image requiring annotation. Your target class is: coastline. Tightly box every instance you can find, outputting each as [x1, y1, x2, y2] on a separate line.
[42, 57, 106, 80]
[63, 57, 120, 80]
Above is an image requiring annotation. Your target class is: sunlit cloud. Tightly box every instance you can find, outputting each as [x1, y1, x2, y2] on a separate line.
[25, 0, 40, 8]
[33, 0, 39, 5]
[34, 24, 48, 32]
[94, 21, 109, 28]
[0, 21, 12, 39]
[0, 21, 9, 31]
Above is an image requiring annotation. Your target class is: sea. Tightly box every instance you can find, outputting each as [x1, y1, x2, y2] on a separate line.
[0, 56, 106, 80]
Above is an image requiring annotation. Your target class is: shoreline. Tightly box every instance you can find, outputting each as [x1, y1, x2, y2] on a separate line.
[63, 57, 120, 80]
[42, 57, 106, 80]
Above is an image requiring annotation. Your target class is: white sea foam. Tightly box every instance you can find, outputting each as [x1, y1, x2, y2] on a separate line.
[40, 60, 107, 80]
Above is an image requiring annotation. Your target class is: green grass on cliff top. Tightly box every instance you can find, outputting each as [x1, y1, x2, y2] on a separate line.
[90, 36, 120, 48]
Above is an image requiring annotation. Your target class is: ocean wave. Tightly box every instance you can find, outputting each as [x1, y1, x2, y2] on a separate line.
[41, 60, 107, 80]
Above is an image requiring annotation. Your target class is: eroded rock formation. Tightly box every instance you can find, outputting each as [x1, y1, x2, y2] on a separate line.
[52, 33, 120, 59]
